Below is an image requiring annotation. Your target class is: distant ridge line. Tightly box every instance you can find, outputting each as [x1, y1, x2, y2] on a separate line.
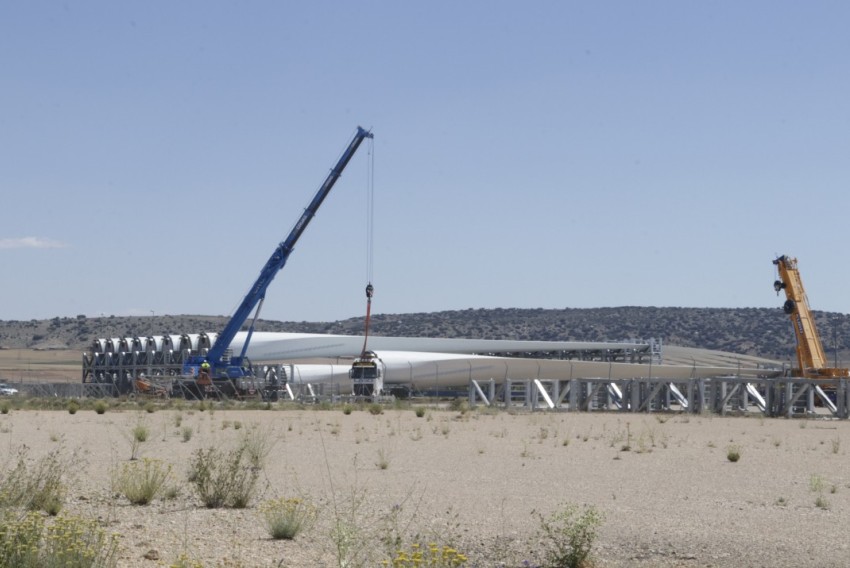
[0, 307, 848, 364]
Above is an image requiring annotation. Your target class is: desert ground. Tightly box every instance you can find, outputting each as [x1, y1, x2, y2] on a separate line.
[0, 348, 81, 382]
[1, 400, 850, 568]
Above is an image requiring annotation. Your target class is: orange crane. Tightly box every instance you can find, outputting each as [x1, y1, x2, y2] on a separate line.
[773, 255, 848, 378]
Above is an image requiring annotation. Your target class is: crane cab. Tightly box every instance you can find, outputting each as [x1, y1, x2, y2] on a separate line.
[349, 351, 384, 398]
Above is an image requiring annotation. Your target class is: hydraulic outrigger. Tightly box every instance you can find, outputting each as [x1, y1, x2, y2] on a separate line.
[773, 255, 849, 379]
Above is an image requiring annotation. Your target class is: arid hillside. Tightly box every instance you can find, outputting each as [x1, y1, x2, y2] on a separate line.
[1, 307, 849, 364]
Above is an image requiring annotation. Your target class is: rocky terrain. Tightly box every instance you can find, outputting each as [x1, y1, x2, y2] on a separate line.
[2, 307, 849, 362]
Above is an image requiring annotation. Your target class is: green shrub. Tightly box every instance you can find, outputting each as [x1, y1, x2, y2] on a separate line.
[536, 503, 602, 568]
[239, 425, 275, 469]
[0, 447, 67, 515]
[0, 511, 119, 568]
[727, 445, 741, 462]
[368, 403, 383, 416]
[259, 497, 316, 540]
[0, 401, 10, 415]
[449, 398, 468, 414]
[93, 400, 108, 414]
[67, 400, 80, 415]
[126, 417, 150, 460]
[414, 407, 426, 418]
[132, 424, 149, 443]
[188, 446, 259, 508]
[181, 426, 193, 443]
[342, 404, 353, 415]
[114, 458, 173, 505]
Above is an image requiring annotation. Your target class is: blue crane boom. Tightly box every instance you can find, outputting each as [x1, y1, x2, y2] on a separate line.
[185, 126, 373, 381]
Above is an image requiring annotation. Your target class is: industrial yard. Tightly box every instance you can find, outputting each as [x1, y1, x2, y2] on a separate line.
[1, 254, 845, 568]
[5, 2, 850, 567]
[0, 129, 846, 564]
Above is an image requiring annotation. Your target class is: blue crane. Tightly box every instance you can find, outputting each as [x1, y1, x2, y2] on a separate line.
[184, 126, 374, 386]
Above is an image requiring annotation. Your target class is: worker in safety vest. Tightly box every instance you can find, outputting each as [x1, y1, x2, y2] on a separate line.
[198, 360, 212, 386]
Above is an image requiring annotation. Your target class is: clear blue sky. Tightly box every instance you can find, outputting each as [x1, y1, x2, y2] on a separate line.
[2, 2, 849, 323]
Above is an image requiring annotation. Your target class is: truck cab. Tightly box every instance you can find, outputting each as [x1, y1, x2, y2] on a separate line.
[349, 351, 383, 398]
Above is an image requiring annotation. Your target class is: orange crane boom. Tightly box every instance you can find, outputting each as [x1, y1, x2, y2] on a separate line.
[773, 255, 848, 378]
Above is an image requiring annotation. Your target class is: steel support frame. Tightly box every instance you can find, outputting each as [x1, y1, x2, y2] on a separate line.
[465, 376, 846, 418]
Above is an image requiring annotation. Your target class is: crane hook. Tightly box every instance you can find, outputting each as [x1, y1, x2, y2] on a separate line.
[366, 283, 374, 299]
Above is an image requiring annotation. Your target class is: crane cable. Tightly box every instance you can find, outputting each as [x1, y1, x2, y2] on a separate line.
[360, 136, 375, 358]
[366, 134, 375, 284]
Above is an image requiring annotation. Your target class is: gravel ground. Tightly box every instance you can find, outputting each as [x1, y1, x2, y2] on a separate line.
[2, 404, 849, 567]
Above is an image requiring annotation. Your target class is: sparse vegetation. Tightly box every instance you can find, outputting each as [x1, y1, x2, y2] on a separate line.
[389, 543, 469, 567]
[727, 445, 741, 462]
[535, 503, 603, 568]
[113, 458, 173, 505]
[0, 446, 67, 515]
[0, 369, 845, 566]
[449, 398, 469, 414]
[259, 497, 316, 540]
[126, 417, 150, 461]
[133, 422, 149, 443]
[807, 473, 831, 509]
[239, 424, 276, 469]
[327, 473, 371, 568]
[188, 446, 259, 508]
[170, 552, 203, 568]
[376, 447, 390, 470]
[810, 474, 825, 493]
[0, 511, 120, 568]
